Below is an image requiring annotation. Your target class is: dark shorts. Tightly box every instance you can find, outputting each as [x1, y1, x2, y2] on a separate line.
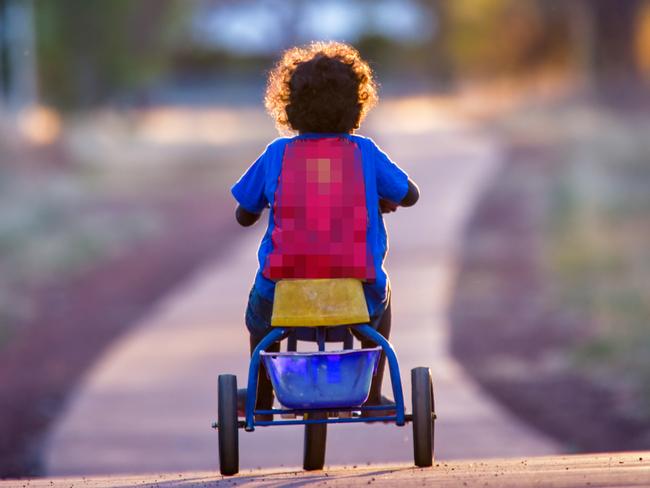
[245, 285, 389, 341]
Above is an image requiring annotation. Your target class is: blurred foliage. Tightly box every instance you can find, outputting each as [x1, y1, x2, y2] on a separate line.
[639, 2, 650, 77]
[33, 0, 189, 109]
[26, 0, 650, 109]
[356, 32, 449, 82]
[440, 0, 554, 76]
[436, 0, 650, 86]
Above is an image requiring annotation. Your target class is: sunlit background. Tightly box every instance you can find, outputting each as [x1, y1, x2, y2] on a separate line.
[1, 0, 650, 478]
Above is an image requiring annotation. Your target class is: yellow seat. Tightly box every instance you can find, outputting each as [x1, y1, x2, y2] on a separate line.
[271, 278, 370, 327]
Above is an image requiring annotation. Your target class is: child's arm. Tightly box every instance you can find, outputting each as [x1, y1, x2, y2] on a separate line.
[400, 179, 420, 207]
[232, 145, 274, 226]
[380, 178, 419, 213]
[235, 204, 263, 227]
[371, 139, 419, 214]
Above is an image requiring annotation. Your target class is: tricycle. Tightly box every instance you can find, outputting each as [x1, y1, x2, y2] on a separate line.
[212, 278, 436, 475]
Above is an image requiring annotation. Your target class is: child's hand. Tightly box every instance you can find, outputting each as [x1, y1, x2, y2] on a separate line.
[379, 198, 398, 214]
[235, 205, 262, 227]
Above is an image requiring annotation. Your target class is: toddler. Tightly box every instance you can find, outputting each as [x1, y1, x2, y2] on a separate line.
[231, 42, 419, 416]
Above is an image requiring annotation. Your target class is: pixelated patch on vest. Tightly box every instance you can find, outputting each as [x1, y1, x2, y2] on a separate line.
[264, 137, 375, 281]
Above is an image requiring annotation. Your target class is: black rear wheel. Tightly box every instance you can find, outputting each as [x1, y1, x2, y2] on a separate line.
[303, 411, 327, 470]
[411, 367, 434, 467]
[218, 374, 239, 476]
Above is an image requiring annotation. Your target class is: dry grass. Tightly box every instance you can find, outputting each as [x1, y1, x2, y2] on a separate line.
[0, 166, 163, 347]
[541, 106, 650, 413]
[0, 104, 274, 349]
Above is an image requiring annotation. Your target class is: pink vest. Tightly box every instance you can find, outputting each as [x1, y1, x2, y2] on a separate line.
[263, 137, 374, 281]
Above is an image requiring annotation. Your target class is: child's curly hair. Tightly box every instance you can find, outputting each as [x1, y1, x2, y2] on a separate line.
[265, 41, 378, 134]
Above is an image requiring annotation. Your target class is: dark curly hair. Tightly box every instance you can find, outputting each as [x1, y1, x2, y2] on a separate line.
[265, 42, 378, 134]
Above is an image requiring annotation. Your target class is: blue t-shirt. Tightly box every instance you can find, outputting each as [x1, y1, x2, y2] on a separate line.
[231, 133, 409, 317]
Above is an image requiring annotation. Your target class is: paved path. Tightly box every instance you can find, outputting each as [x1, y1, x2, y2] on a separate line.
[18, 452, 650, 487]
[45, 101, 561, 475]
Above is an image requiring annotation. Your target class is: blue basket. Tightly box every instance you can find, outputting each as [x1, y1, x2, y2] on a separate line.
[261, 348, 381, 409]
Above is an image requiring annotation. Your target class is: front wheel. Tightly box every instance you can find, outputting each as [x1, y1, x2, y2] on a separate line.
[411, 367, 434, 467]
[218, 374, 239, 476]
[303, 411, 327, 470]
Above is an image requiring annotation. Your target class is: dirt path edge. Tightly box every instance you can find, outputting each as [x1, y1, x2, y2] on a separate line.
[448, 143, 650, 453]
[0, 197, 240, 477]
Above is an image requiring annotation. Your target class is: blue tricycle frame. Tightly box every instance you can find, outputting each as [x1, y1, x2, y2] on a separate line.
[246, 325, 405, 429]
[214, 322, 435, 476]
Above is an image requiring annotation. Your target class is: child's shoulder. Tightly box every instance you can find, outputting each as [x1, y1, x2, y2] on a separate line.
[263, 134, 382, 154]
[349, 133, 371, 143]
[265, 136, 293, 150]
[258, 137, 294, 162]
[348, 133, 381, 150]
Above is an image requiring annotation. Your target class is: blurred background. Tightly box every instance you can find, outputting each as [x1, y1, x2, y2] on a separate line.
[1, 0, 649, 478]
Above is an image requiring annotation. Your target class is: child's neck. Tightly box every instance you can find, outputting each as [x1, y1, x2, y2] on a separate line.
[298, 131, 353, 135]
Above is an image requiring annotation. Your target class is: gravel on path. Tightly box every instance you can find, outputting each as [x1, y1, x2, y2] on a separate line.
[10, 451, 650, 488]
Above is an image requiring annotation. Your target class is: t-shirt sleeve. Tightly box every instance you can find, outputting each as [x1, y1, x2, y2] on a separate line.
[231, 149, 269, 214]
[373, 142, 409, 203]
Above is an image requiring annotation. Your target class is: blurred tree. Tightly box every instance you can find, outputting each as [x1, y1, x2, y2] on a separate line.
[0, 0, 10, 103]
[637, 1, 650, 79]
[592, 0, 639, 76]
[385, 0, 461, 87]
[422, 0, 648, 95]
[432, 0, 557, 79]
[545, 0, 648, 98]
[356, 32, 445, 87]
[0, 0, 38, 112]
[589, 0, 645, 90]
[34, 0, 189, 110]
